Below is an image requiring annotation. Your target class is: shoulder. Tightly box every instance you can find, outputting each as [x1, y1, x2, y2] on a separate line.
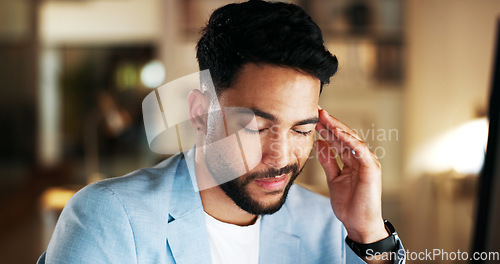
[58, 153, 183, 227]
[70, 153, 183, 204]
[44, 154, 186, 263]
[97, 153, 182, 194]
[69, 153, 184, 221]
[46, 177, 139, 263]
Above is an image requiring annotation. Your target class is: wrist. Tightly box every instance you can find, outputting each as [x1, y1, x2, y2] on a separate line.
[346, 219, 399, 258]
[346, 219, 388, 244]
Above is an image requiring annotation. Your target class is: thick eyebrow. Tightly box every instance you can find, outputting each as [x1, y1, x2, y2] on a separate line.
[250, 108, 277, 122]
[293, 117, 319, 126]
[232, 107, 276, 121]
[244, 107, 319, 126]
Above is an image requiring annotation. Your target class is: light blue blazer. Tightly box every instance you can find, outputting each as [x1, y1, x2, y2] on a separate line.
[38, 153, 404, 263]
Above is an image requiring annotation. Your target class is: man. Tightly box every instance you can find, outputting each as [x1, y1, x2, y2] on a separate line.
[38, 1, 404, 263]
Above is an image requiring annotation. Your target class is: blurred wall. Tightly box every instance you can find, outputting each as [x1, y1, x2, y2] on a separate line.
[40, 0, 161, 45]
[405, 0, 500, 177]
[403, 0, 500, 257]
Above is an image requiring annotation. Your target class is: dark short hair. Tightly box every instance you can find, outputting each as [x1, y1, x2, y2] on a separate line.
[196, 0, 338, 94]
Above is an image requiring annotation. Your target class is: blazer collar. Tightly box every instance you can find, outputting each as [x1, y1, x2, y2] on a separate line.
[166, 154, 212, 264]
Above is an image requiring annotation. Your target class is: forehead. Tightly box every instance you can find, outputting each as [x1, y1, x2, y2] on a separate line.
[217, 63, 321, 123]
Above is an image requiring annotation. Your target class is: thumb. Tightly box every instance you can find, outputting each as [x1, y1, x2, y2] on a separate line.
[315, 139, 341, 181]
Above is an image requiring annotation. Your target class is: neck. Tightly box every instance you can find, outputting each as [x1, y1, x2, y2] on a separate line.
[194, 146, 257, 226]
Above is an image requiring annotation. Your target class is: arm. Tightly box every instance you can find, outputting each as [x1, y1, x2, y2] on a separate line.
[40, 183, 137, 264]
[315, 106, 405, 264]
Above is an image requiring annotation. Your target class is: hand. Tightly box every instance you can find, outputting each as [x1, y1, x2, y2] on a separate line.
[315, 106, 388, 244]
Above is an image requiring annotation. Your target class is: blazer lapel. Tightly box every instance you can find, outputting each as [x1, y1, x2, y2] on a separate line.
[166, 155, 212, 264]
[259, 207, 301, 264]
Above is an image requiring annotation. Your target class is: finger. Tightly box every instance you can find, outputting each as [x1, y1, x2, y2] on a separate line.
[316, 121, 356, 161]
[372, 150, 382, 167]
[316, 116, 380, 169]
[317, 107, 361, 141]
[334, 127, 367, 158]
[316, 122, 354, 162]
[315, 139, 341, 181]
[334, 127, 379, 168]
[316, 121, 339, 146]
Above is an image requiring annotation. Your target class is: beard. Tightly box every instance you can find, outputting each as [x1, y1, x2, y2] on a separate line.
[218, 162, 304, 215]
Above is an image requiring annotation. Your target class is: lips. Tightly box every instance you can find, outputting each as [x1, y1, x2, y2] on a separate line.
[254, 173, 289, 191]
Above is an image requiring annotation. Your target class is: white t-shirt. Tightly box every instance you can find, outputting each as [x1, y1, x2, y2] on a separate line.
[204, 212, 261, 264]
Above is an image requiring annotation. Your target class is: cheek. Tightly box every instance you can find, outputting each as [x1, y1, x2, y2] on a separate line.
[205, 112, 223, 141]
[291, 136, 314, 161]
[205, 113, 263, 176]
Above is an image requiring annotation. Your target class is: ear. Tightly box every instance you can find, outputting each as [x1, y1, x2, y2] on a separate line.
[187, 89, 210, 133]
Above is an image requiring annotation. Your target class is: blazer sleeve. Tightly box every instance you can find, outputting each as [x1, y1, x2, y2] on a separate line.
[38, 182, 137, 264]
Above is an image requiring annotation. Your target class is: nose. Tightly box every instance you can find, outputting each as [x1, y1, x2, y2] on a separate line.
[261, 128, 291, 169]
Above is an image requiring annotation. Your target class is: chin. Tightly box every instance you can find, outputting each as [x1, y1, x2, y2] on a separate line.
[219, 171, 300, 215]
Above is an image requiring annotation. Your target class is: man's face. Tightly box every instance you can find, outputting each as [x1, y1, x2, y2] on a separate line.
[204, 63, 321, 215]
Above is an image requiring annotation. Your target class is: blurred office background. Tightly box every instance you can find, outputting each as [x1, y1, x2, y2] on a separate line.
[0, 0, 498, 263]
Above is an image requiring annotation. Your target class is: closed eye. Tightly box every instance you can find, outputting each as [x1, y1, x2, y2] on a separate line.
[293, 130, 313, 136]
[244, 127, 265, 134]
